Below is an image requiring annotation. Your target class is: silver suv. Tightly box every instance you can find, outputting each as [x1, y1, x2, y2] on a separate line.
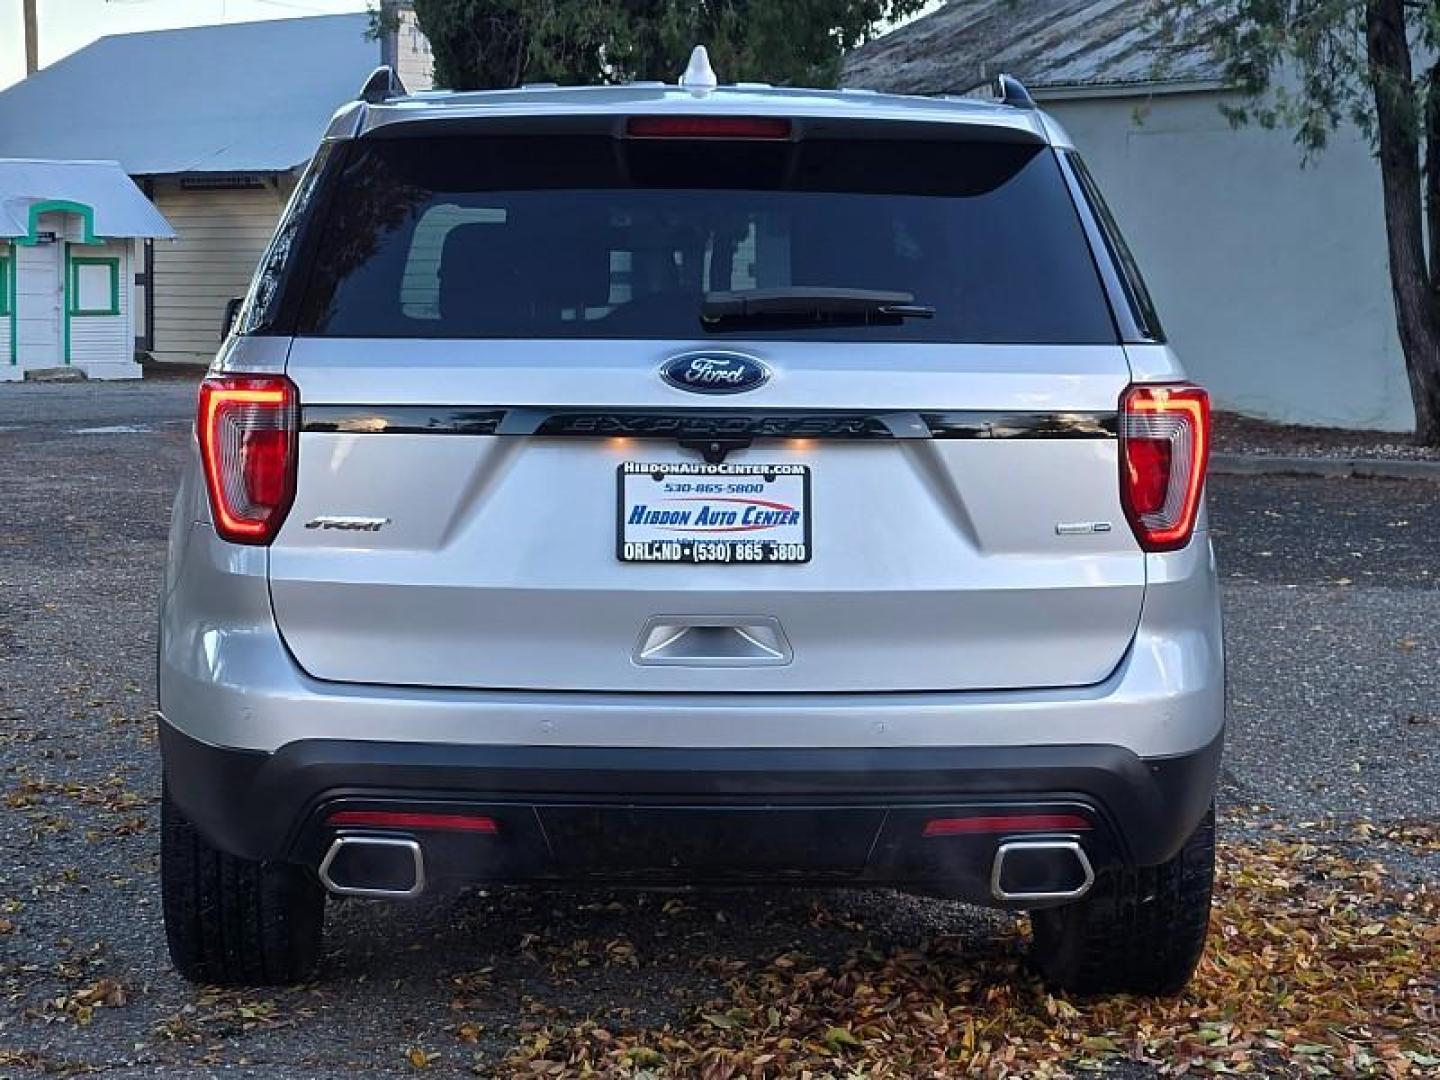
[158, 59, 1223, 996]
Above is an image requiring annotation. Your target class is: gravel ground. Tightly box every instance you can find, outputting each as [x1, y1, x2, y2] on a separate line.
[1213, 410, 1440, 461]
[0, 381, 1436, 1077]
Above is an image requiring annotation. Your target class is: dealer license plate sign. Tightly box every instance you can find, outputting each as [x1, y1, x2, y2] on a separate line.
[618, 462, 811, 563]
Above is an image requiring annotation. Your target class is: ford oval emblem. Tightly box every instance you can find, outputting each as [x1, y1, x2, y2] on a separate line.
[660, 351, 770, 395]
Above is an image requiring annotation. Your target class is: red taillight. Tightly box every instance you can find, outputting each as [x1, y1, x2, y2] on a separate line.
[923, 814, 1092, 838]
[1119, 383, 1210, 552]
[327, 811, 498, 834]
[197, 375, 298, 545]
[625, 115, 792, 139]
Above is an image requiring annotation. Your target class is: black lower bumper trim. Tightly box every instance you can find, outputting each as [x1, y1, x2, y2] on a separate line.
[160, 722, 1221, 884]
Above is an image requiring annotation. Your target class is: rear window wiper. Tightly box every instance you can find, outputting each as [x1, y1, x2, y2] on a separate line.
[701, 288, 936, 329]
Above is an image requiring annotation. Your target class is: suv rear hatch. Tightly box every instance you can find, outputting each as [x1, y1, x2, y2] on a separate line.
[265, 122, 1142, 692]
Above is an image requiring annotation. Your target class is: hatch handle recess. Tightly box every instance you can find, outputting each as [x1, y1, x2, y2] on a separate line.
[634, 616, 792, 667]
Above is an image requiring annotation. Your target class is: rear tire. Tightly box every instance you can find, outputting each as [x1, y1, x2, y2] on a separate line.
[161, 783, 325, 985]
[1030, 805, 1215, 996]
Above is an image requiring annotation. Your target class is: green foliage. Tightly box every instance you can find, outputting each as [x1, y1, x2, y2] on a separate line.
[410, 0, 928, 91]
[1155, 1, 1440, 155]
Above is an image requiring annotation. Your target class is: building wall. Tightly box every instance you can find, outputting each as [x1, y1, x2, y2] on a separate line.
[150, 178, 290, 365]
[1044, 89, 1411, 432]
[394, 7, 435, 91]
[1, 224, 138, 378]
[68, 238, 134, 373]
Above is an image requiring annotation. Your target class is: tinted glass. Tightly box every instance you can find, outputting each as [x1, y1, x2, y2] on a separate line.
[293, 134, 1117, 344]
[1067, 152, 1164, 342]
[238, 143, 336, 336]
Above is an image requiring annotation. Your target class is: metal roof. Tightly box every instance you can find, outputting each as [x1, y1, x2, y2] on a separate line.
[843, 0, 1227, 97]
[0, 14, 376, 176]
[350, 82, 1054, 142]
[0, 159, 174, 239]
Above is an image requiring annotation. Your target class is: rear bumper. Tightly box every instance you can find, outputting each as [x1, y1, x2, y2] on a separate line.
[160, 719, 1221, 905]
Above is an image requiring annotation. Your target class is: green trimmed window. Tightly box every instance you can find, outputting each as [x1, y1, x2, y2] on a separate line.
[69, 256, 120, 316]
[0, 250, 11, 316]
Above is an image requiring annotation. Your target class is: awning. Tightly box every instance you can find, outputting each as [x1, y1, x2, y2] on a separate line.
[0, 158, 175, 241]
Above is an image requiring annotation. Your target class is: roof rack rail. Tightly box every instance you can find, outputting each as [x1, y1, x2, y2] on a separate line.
[995, 73, 1036, 109]
[359, 65, 407, 105]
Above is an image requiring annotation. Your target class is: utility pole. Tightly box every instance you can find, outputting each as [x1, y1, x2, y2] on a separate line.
[378, 0, 397, 70]
[23, 0, 38, 76]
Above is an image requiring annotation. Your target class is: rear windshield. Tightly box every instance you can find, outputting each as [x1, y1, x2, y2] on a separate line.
[291, 133, 1117, 344]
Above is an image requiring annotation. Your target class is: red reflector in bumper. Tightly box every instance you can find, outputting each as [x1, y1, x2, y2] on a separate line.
[922, 814, 1091, 838]
[327, 810, 498, 834]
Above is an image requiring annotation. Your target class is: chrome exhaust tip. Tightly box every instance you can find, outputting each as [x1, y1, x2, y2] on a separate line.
[990, 839, 1094, 903]
[318, 835, 426, 898]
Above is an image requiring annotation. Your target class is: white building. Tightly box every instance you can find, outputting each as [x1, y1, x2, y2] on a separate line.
[0, 159, 173, 380]
[845, 0, 1411, 432]
[0, 13, 434, 369]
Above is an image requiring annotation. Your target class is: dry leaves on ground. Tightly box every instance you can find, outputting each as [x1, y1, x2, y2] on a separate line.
[502, 835, 1439, 1078]
[41, 978, 127, 1028]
